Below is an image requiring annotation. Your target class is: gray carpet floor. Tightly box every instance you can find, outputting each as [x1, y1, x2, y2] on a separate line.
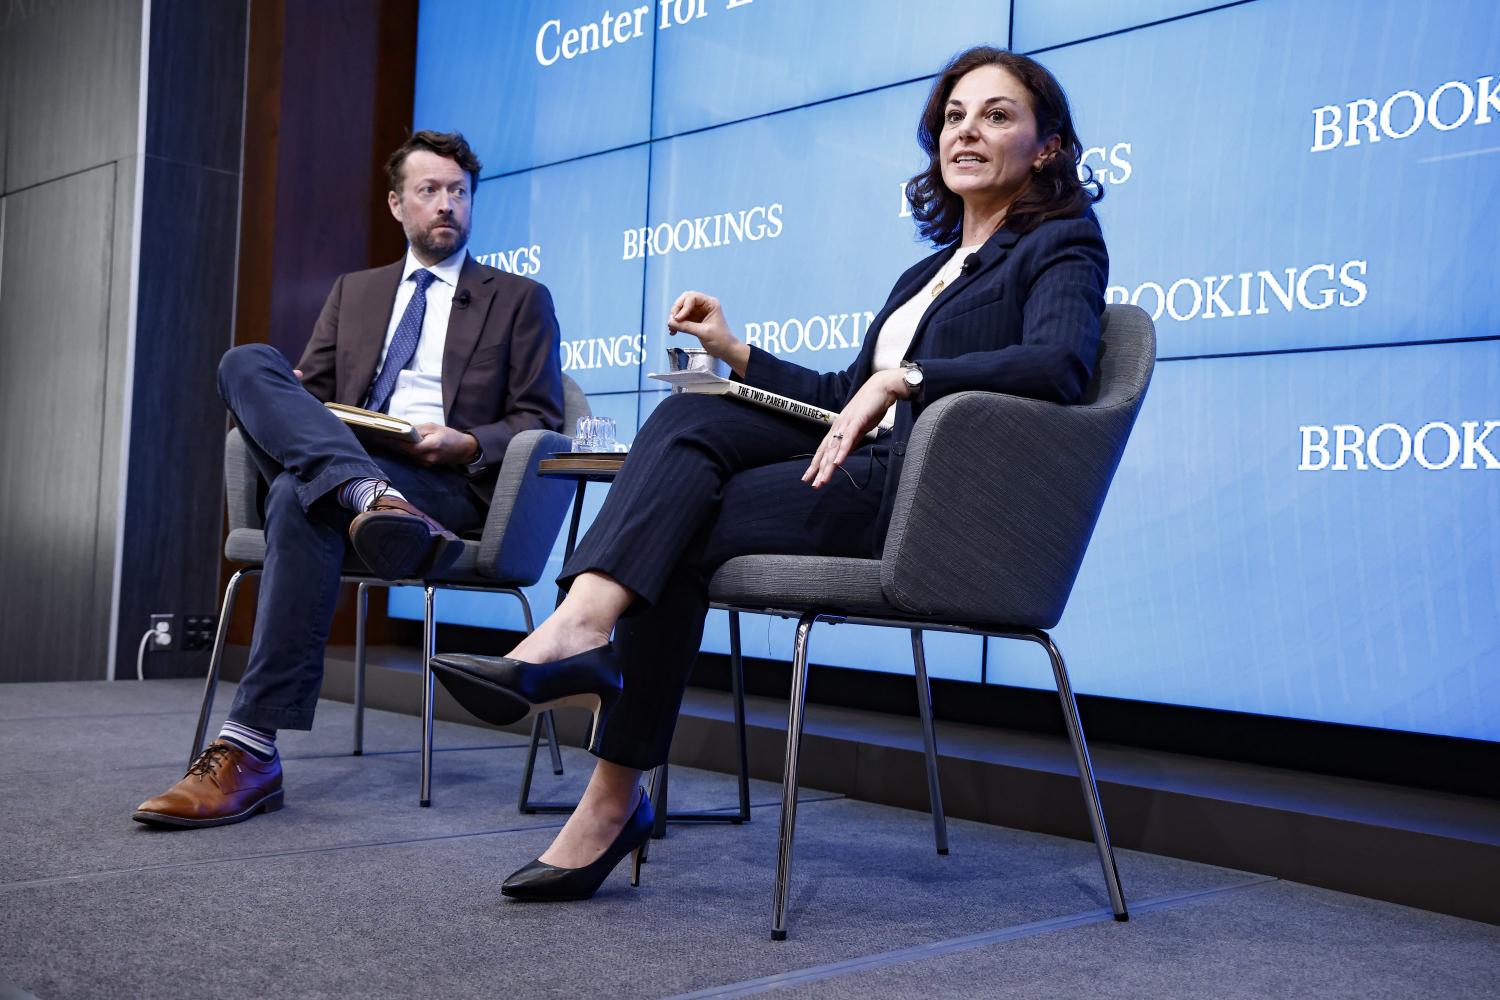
[2, 680, 1496, 999]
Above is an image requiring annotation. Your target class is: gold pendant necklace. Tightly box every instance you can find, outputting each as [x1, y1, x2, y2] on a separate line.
[930, 279, 946, 298]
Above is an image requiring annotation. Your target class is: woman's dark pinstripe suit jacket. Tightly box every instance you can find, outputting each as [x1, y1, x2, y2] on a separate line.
[740, 210, 1109, 555]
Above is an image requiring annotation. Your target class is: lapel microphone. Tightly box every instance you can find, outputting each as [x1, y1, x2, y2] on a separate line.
[454, 289, 472, 309]
[959, 253, 980, 277]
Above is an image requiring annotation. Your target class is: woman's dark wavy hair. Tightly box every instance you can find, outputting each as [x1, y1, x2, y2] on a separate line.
[906, 46, 1101, 246]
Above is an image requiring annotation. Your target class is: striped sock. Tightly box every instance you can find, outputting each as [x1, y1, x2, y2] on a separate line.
[337, 478, 405, 513]
[219, 720, 277, 761]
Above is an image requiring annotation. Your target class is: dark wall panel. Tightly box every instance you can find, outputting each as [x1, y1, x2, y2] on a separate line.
[145, 0, 249, 172]
[115, 0, 247, 679]
[116, 157, 242, 678]
[0, 166, 118, 681]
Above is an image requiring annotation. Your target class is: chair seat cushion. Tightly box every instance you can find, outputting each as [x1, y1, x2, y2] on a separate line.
[225, 528, 502, 585]
[708, 556, 895, 616]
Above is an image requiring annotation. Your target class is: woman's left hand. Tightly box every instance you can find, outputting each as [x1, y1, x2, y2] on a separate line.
[802, 370, 907, 489]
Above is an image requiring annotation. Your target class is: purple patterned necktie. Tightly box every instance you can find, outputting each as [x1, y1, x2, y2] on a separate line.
[365, 268, 437, 412]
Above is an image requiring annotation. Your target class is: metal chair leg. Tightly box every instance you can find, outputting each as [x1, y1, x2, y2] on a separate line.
[651, 763, 670, 840]
[1035, 631, 1128, 920]
[507, 590, 565, 778]
[640, 765, 665, 863]
[419, 585, 437, 807]
[543, 711, 564, 775]
[910, 629, 949, 855]
[654, 612, 752, 826]
[515, 585, 577, 814]
[730, 610, 751, 823]
[190, 568, 257, 768]
[771, 611, 818, 941]
[353, 582, 369, 756]
[516, 715, 559, 813]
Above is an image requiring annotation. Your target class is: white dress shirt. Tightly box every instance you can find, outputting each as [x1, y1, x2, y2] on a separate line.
[378, 247, 466, 426]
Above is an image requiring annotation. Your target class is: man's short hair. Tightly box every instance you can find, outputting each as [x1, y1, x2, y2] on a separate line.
[385, 130, 483, 193]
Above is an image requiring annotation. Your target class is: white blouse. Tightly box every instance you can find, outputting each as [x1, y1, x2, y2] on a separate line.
[869, 244, 982, 430]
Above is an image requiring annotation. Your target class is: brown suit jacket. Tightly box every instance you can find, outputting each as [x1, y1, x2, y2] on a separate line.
[296, 254, 565, 502]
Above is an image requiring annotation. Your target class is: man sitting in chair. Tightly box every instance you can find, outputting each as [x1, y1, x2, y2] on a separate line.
[133, 130, 564, 829]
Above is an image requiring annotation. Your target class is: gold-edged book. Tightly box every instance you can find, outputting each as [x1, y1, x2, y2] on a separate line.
[324, 402, 422, 443]
[538, 452, 628, 476]
[646, 370, 875, 438]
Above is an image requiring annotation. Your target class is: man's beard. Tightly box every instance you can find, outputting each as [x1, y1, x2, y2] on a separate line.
[410, 219, 467, 260]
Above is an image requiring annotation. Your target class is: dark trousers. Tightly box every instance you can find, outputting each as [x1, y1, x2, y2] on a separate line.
[562, 392, 889, 770]
[216, 344, 485, 731]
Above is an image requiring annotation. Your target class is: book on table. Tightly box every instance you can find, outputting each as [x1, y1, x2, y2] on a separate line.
[324, 402, 422, 443]
[538, 452, 627, 476]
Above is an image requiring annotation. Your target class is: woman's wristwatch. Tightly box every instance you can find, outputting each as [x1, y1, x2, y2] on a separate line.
[900, 361, 925, 402]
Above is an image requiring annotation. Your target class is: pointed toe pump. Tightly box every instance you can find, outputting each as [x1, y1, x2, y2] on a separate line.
[501, 788, 654, 901]
[429, 644, 623, 748]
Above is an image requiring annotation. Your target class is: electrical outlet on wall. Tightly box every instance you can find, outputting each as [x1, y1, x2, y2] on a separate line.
[149, 613, 175, 651]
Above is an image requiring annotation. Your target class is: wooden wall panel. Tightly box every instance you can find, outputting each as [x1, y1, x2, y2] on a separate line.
[0, 166, 118, 681]
[226, 0, 418, 651]
[257, 0, 415, 361]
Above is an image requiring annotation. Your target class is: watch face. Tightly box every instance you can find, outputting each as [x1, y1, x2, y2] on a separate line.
[905, 368, 922, 386]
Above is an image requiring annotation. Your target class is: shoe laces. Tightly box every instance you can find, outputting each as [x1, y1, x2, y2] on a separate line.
[185, 743, 235, 781]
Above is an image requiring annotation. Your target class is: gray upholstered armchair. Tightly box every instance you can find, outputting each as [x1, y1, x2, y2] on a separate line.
[707, 303, 1156, 939]
[191, 376, 590, 807]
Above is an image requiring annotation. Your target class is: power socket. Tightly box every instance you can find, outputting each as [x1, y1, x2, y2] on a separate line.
[148, 613, 175, 651]
[183, 615, 217, 652]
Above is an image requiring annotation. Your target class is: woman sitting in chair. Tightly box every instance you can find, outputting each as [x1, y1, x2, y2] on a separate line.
[433, 45, 1108, 901]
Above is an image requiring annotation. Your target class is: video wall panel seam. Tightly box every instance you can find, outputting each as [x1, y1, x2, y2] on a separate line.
[474, 71, 946, 186]
[1158, 334, 1500, 365]
[636, 8, 660, 435]
[1019, 0, 1260, 57]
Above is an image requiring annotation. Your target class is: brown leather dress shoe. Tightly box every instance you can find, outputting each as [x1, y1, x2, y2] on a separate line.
[132, 741, 284, 829]
[348, 493, 463, 581]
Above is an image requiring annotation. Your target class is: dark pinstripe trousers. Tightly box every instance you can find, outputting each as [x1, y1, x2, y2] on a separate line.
[561, 391, 890, 770]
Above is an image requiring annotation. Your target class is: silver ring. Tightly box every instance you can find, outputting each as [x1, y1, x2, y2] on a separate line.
[831, 431, 845, 440]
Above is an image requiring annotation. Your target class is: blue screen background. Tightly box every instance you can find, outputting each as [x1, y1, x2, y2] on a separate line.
[406, 0, 1500, 743]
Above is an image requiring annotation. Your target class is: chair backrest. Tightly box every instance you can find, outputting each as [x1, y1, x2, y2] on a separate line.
[1079, 305, 1156, 411]
[879, 304, 1156, 628]
[562, 374, 590, 431]
[224, 427, 262, 533]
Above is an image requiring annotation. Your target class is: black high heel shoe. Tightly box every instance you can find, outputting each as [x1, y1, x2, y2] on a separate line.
[500, 787, 654, 901]
[429, 645, 623, 749]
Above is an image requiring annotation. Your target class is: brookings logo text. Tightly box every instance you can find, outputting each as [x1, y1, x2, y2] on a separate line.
[1299, 421, 1500, 471]
[1108, 259, 1367, 323]
[623, 203, 784, 260]
[474, 244, 541, 277]
[1311, 74, 1500, 151]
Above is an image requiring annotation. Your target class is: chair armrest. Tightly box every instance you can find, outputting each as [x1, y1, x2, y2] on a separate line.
[225, 427, 263, 531]
[475, 428, 576, 583]
[880, 389, 1145, 628]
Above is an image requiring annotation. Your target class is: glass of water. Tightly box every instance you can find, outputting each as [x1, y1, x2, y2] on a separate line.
[573, 416, 617, 452]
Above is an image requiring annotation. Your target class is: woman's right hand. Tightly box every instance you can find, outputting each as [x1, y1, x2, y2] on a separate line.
[667, 291, 751, 377]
